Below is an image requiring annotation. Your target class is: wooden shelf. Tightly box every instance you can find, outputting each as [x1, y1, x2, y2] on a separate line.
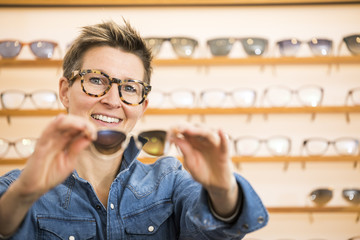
[1, 56, 360, 67]
[1, 106, 359, 118]
[267, 206, 360, 213]
[1, 156, 358, 166]
[1, 0, 359, 6]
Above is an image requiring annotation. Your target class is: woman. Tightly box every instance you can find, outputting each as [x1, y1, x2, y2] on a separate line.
[0, 20, 268, 239]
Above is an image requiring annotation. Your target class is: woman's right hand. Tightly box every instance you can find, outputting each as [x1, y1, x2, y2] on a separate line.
[15, 114, 97, 201]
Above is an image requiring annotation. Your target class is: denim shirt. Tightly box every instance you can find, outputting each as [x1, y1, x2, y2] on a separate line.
[0, 138, 268, 240]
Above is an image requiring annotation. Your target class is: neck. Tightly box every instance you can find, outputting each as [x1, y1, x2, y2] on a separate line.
[76, 148, 123, 208]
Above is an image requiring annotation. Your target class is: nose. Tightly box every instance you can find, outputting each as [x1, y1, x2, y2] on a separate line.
[100, 83, 122, 108]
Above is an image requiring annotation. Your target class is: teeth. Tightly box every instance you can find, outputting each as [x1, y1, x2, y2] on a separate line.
[92, 114, 120, 123]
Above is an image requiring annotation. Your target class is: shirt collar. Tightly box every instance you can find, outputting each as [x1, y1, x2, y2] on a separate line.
[119, 135, 147, 171]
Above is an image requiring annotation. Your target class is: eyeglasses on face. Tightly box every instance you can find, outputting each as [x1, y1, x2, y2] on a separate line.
[144, 37, 198, 58]
[200, 88, 257, 108]
[276, 38, 333, 57]
[0, 90, 59, 110]
[0, 138, 37, 158]
[301, 137, 359, 156]
[0, 40, 59, 59]
[345, 87, 360, 106]
[70, 69, 152, 106]
[233, 136, 291, 157]
[342, 34, 360, 55]
[91, 129, 170, 159]
[148, 89, 196, 108]
[261, 85, 324, 107]
[207, 37, 269, 57]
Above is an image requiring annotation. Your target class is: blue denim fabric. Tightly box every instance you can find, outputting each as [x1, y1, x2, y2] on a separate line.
[0, 137, 268, 239]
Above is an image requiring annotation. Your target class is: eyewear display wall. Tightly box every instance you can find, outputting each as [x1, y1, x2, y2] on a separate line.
[0, 40, 60, 59]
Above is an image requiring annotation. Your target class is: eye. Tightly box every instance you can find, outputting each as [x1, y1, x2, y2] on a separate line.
[123, 84, 138, 93]
[89, 77, 106, 85]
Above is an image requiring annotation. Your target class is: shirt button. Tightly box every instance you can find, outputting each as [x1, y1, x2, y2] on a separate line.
[242, 223, 249, 231]
[148, 225, 155, 232]
[110, 203, 115, 210]
[95, 205, 101, 210]
[69, 236, 75, 240]
[257, 216, 264, 224]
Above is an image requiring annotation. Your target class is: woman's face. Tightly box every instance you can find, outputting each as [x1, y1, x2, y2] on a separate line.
[60, 46, 148, 134]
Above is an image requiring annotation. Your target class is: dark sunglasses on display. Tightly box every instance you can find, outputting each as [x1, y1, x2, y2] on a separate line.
[0, 90, 59, 110]
[342, 188, 360, 205]
[144, 37, 198, 58]
[0, 40, 59, 59]
[276, 38, 333, 57]
[342, 34, 360, 55]
[207, 37, 269, 57]
[309, 188, 333, 206]
[0, 138, 37, 158]
[91, 129, 170, 159]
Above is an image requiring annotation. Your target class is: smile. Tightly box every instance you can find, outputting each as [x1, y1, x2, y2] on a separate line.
[92, 114, 120, 123]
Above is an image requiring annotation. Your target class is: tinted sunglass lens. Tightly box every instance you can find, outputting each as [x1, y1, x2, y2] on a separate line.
[93, 130, 126, 155]
[30, 41, 55, 58]
[144, 38, 164, 56]
[308, 38, 332, 56]
[240, 38, 268, 56]
[170, 38, 198, 58]
[343, 34, 360, 55]
[342, 189, 360, 204]
[139, 130, 167, 156]
[277, 39, 301, 57]
[207, 38, 234, 56]
[310, 188, 333, 206]
[0, 40, 22, 58]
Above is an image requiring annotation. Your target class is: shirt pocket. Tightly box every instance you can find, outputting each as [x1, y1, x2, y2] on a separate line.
[37, 216, 96, 240]
[123, 200, 174, 238]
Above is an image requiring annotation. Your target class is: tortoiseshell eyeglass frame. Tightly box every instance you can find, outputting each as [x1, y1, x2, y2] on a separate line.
[70, 69, 152, 106]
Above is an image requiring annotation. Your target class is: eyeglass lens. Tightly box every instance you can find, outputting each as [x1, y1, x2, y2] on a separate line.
[309, 188, 333, 206]
[277, 38, 332, 56]
[342, 189, 360, 205]
[0, 40, 57, 59]
[234, 136, 291, 156]
[144, 37, 198, 58]
[1, 90, 58, 109]
[207, 37, 268, 57]
[81, 70, 148, 105]
[0, 138, 37, 158]
[92, 129, 168, 157]
[303, 138, 359, 156]
[343, 34, 360, 55]
[348, 88, 360, 105]
[263, 86, 323, 107]
[148, 90, 195, 108]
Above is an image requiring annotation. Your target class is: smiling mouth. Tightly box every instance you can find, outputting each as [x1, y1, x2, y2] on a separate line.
[91, 114, 121, 123]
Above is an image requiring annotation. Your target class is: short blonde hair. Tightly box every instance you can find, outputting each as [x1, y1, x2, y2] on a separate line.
[63, 20, 153, 85]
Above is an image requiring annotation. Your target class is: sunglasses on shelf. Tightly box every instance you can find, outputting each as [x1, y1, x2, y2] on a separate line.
[207, 37, 268, 57]
[144, 37, 198, 58]
[341, 34, 360, 56]
[276, 38, 333, 57]
[90, 129, 170, 159]
[261, 85, 324, 107]
[0, 40, 60, 59]
[148, 89, 196, 108]
[301, 137, 359, 156]
[309, 188, 333, 206]
[0, 90, 60, 110]
[0, 138, 37, 158]
[233, 136, 291, 157]
[343, 188, 360, 205]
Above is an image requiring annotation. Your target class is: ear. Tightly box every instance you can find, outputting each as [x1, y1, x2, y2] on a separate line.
[59, 77, 70, 109]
